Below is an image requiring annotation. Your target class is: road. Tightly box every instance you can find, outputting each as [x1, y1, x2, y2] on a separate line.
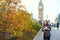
[33, 27, 60, 40]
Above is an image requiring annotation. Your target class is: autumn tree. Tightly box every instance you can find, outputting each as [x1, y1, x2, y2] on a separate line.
[0, 0, 41, 40]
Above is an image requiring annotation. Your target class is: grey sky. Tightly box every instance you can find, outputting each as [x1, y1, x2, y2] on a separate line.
[22, 0, 60, 22]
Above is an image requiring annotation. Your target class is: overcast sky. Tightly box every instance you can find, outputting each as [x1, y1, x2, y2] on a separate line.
[22, 0, 60, 22]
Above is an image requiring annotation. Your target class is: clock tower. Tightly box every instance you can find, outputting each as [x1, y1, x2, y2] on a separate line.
[38, 0, 44, 20]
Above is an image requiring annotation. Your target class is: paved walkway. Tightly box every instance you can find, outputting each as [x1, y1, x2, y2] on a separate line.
[33, 27, 60, 40]
[50, 27, 60, 40]
[33, 29, 42, 40]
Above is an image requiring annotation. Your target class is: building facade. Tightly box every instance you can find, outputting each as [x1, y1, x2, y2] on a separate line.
[38, 0, 44, 20]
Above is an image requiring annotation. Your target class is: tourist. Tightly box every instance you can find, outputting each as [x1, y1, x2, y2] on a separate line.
[42, 20, 51, 40]
[57, 23, 59, 30]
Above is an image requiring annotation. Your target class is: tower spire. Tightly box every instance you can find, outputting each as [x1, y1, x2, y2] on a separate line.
[38, 0, 44, 20]
[39, 0, 43, 5]
[40, 0, 42, 3]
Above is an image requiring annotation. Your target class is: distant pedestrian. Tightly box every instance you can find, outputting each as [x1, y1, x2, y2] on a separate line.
[42, 20, 51, 40]
[39, 20, 42, 25]
[57, 23, 59, 30]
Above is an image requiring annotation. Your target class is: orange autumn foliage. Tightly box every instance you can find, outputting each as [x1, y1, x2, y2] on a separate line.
[0, 1, 39, 40]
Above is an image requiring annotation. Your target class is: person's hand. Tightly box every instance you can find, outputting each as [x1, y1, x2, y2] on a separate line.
[45, 27, 47, 29]
[43, 27, 47, 30]
[43, 27, 50, 30]
[44, 27, 47, 29]
[45, 27, 50, 30]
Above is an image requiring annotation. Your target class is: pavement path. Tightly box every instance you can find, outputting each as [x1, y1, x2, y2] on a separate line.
[33, 27, 60, 40]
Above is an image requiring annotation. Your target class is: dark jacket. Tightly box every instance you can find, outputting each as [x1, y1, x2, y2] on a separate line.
[57, 23, 59, 28]
[42, 25, 51, 37]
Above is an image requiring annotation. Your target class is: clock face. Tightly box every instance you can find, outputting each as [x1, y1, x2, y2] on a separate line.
[39, 6, 43, 9]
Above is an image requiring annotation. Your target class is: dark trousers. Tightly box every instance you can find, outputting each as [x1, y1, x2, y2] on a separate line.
[44, 36, 50, 40]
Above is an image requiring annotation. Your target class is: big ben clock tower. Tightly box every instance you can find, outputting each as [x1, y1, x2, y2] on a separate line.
[38, 0, 44, 20]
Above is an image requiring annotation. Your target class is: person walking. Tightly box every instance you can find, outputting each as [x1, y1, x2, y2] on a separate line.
[57, 23, 59, 30]
[42, 20, 51, 40]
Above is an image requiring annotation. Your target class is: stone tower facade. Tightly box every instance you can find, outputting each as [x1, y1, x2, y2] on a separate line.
[38, 0, 44, 20]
